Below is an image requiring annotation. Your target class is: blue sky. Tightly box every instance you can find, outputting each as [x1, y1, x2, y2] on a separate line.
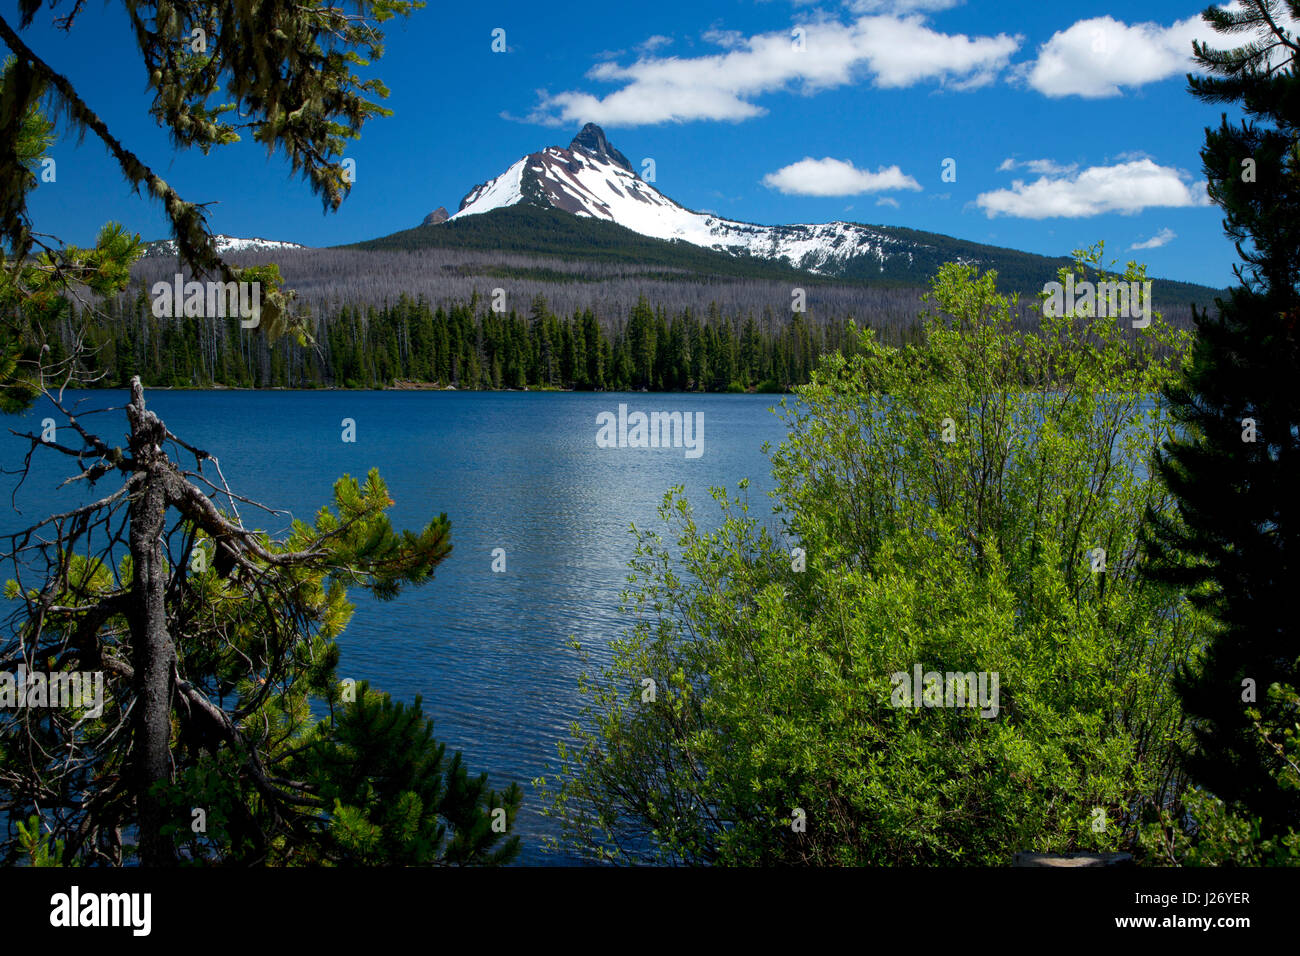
[14, 0, 1290, 287]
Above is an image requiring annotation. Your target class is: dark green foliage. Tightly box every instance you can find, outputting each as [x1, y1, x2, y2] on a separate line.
[4, 0, 418, 257]
[0, 333, 38, 412]
[34, 273, 1197, 393]
[1142, 0, 1300, 851]
[301, 684, 522, 866]
[1, 435, 524, 865]
[54, 290, 840, 392]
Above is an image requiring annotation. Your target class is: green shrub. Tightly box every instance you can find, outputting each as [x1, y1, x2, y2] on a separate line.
[539, 251, 1207, 865]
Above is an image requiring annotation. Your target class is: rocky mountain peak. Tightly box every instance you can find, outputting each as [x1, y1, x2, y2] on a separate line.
[422, 206, 449, 226]
[567, 123, 633, 174]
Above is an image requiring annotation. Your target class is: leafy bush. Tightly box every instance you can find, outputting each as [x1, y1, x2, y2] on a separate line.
[539, 251, 1207, 865]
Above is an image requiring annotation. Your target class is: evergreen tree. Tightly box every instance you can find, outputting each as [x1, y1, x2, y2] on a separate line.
[1, 380, 522, 866]
[2, 0, 415, 338]
[689, 319, 708, 390]
[293, 684, 522, 865]
[1143, 0, 1300, 843]
[0, 57, 142, 408]
[628, 296, 656, 388]
[0, 1, 527, 869]
[596, 333, 612, 390]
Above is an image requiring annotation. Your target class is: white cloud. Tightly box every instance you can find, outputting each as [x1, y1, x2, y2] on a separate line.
[852, 0, 962, 11]
[763, 157, 922, 196]
[638, 35, 674, 54]
[1131, 227, 1176, 250]
[1022, 5, 1300, 98]
[976, 160, 1209, 218]
[998, 157, 1078, 175]
[877, 196, 901, 207]
[701, 28, 747, 50]
[528, 16, 1020, 126]
[1021, 15, 1201, 97]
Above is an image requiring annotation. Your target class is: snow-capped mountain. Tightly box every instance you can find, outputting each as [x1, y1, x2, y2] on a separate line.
[143, 235, 307, 257]
[447, 123, 922, 277]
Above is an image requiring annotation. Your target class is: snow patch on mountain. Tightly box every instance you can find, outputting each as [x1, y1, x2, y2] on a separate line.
[144, 235, 307, 257]
[455, 156, 528, 217]
[446, 124, 923, 277]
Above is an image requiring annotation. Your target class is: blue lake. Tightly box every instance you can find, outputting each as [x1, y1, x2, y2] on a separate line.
[1, 390, 791, 865]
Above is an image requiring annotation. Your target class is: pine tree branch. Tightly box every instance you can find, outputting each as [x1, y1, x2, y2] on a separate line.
[0, 12, 229, 282]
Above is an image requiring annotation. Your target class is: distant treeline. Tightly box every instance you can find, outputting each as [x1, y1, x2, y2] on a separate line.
[53, 289, 886, 392]
[132, 243, 1204, 340]
[38, 244, 1200, 391]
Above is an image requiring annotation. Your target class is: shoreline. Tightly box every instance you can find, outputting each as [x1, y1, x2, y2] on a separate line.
[81, 382, 795, 396]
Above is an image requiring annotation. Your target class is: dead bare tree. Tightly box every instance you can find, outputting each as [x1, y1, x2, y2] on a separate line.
[1, 370, 454, 865]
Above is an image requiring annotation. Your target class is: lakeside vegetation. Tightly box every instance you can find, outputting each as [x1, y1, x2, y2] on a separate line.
[539, 253, 1209, 864]
[43, 290, 847, 393]
[33, 277, 1186, 394]
[1, 0, 1296, 872]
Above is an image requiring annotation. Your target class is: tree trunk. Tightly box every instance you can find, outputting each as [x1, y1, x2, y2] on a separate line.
[126, 377, 178, 866]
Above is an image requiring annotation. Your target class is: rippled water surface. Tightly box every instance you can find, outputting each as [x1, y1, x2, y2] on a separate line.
[2, 390, 790, 864]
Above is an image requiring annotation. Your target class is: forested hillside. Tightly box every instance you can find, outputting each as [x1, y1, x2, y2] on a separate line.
[137, 244, 944, 331]
[57, 290, 864, 391]
[47, 267, 1195, 392]
[352, 204, 1225, 306]
[43, 228, 1202, 392]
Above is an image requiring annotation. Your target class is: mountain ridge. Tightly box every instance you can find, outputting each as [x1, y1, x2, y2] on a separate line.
[434, 125, 1216, 298]
[445, 123, 930, 278]
[134, 126, 1224, 308]
[142, 234, 306, 257]
[354, 203, 1220, 309]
